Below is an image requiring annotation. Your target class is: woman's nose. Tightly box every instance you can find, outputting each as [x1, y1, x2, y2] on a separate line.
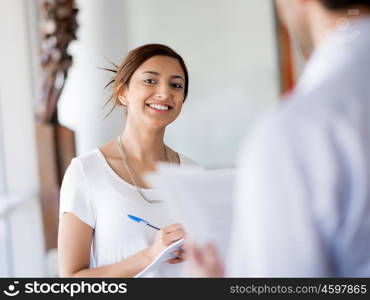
[155, 84, 170, 100]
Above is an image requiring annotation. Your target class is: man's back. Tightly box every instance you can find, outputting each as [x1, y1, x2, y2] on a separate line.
[227, 17, 370, 277]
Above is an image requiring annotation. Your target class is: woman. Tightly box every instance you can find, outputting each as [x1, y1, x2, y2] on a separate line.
[58, 44, 198, 277]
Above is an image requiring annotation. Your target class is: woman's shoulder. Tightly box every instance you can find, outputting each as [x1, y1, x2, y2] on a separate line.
[71, 148, 100, 165]
[66, 148, 103, 177]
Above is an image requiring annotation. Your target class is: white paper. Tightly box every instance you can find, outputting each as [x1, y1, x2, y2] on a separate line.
[145, 165, 235, 262]
[135, 238, 184, 278]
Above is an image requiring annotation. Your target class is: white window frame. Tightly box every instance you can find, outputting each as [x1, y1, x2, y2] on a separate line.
[0, 0, 46, 277]
[0, 95, 13, 277]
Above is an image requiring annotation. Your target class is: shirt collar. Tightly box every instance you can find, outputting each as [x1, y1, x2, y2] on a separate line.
[295, 16, 370, 96]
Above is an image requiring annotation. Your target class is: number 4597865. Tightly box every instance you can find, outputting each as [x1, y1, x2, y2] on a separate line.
[321, 284, 367, 294]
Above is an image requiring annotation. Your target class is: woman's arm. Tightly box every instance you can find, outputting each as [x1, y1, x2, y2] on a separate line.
[58, 213, 184, 277]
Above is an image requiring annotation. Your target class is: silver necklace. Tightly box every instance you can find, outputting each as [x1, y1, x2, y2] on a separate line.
[116, 136, 172, 204]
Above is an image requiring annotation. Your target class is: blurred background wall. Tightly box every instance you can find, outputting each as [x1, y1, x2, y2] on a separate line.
[0, 0, 286, 276]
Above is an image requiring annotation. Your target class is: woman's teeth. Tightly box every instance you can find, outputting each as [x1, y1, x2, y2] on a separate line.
[148, 104, 169, 111]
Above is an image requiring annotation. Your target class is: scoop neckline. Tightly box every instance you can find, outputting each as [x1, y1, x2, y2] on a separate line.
[93, 148, 183, 192]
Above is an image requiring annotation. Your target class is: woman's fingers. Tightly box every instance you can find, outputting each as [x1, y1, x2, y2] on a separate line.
[166, 257, 183, 264]
[162, 229, 185, 245]
[148, 224, 186, 263]
[172, 249, 186, 260]
[167, 250, 185, 264]
[153, 223, 187, 265]
[162, 223, 183, 234]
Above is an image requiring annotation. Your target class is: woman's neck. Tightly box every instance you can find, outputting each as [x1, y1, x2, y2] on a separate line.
[120, 121, 166, 164]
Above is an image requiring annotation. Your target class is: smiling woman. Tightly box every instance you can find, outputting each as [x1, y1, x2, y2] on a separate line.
[58, 44, 200, 278]
[118, 54, 186, 129]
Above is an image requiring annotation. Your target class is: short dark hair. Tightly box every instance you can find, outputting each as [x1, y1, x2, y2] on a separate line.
[104, 44, 189, 116]
[319, 0, 370, 10]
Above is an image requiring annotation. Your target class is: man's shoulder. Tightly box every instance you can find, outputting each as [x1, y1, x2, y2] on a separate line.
[242, 84, 367, 157]
[273, 83, 366, 133]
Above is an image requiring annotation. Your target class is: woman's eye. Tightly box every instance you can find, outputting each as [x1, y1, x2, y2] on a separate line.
[171, 83, 183, 89]
[144, 79, 156, 84]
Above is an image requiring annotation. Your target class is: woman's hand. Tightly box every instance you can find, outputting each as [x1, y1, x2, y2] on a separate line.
[147, 223, 186, 264]
[186, 241, 224, 277]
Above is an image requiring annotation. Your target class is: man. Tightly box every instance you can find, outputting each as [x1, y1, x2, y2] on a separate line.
[188, 0, 370, 277]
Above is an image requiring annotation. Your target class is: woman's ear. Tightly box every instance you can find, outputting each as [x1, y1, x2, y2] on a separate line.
[118, 95, 127, 106]
[116, 83, 128, 106]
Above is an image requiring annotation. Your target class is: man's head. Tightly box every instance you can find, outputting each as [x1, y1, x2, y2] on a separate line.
[275, 0, 370, 58]
[319, 0, 370, 10]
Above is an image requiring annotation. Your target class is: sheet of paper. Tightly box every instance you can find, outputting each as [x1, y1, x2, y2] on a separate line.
[145, 165, 235, 262]
[135, 238, 184, 278]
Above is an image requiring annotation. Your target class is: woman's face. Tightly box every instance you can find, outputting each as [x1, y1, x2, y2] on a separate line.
[122, 55, 186, 129]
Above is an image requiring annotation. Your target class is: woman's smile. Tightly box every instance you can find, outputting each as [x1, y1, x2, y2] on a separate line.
[146, 103, 173, 114]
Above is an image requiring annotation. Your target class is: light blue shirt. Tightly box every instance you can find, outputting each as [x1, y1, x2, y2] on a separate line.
[227, 17, 370, 277]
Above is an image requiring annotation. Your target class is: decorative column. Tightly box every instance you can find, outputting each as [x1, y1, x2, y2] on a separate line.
[36, 0, 78, 251]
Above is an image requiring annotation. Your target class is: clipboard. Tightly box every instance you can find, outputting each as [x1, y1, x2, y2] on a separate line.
[135, 238, 184, 278]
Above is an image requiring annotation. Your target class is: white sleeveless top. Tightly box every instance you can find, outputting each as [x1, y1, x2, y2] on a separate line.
[59, 148, 199, 277]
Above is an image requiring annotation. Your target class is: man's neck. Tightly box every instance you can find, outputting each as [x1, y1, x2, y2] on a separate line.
[308, 3, 370, 49]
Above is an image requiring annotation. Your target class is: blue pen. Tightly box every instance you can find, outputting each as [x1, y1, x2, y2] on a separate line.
[127, 214, 161, 230]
